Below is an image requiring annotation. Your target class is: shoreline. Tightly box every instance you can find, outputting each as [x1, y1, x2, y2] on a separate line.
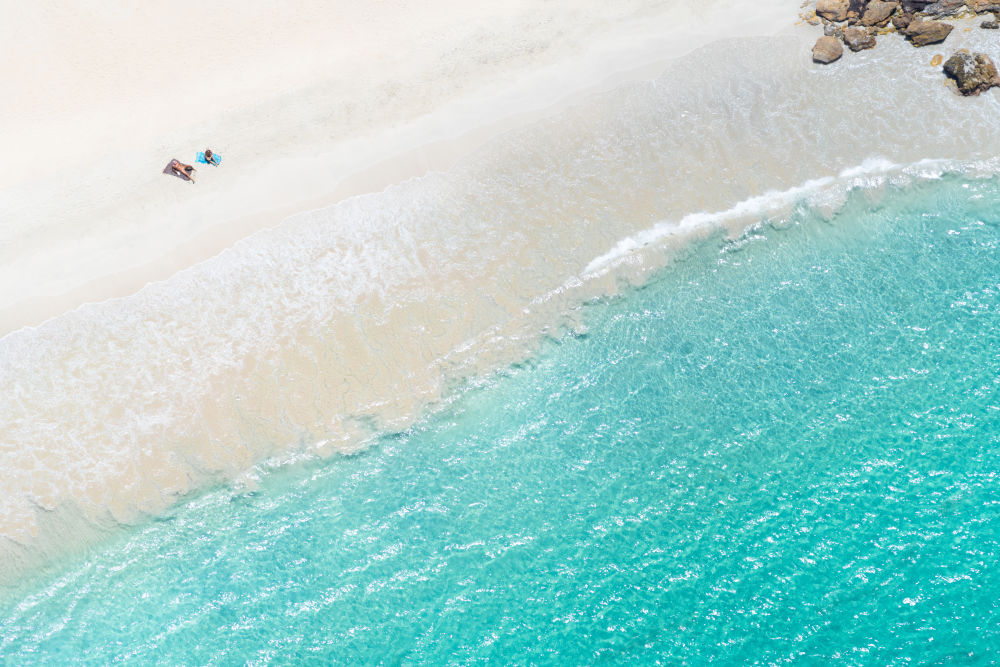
[0, 1, 793, 338]
[0, 158, 993, 594]
[8, 1, 1000, 590]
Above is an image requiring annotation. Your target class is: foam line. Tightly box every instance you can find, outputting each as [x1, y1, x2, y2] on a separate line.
[581, 157, 972, 277]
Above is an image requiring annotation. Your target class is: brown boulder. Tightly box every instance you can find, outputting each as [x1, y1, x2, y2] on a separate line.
[862, 1, 900, 25]
[943, 50, 1000, 94]
[844, 26, 878, 50]
[893, 12, 915, 28]
[817, 0, 851, 21]
[983, 18, 1000, 26]
[905, 19, 955, 45]
[813, 35, 845, 63]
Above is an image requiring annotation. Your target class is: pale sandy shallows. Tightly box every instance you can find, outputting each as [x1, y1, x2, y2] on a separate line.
[0, 0, 791, 337]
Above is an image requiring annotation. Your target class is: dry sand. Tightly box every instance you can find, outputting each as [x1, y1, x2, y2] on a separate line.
[0, 0, 794, 338]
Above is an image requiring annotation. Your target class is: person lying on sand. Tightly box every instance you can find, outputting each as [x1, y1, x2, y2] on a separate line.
[170, 159, 197, 182]
[204, 148, 219, 166]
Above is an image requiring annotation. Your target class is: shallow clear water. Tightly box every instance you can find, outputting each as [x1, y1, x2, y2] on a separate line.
[4, 176, 1000, 664]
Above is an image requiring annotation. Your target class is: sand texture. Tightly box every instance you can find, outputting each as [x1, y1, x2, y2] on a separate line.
[0, 0, 790, 337]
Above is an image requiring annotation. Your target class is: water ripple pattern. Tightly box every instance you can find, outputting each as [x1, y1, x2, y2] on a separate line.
[2, 176, 1000, 663]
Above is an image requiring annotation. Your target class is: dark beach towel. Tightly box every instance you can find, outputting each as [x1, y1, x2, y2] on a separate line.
[163, 159, 194, 181]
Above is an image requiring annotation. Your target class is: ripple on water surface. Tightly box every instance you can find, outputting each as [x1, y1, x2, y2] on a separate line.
[3, 177, 1000, 663]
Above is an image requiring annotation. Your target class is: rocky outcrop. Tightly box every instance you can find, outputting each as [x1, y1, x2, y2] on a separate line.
[861, 1, 900, 25]
[844, 26, 878, 50]
[817, 0, 851, 20]
[813, 35, 845, 63]
[804, 0, 1000, 94]
[943, 50, 1000, 94]
[904, 19, 954, 45]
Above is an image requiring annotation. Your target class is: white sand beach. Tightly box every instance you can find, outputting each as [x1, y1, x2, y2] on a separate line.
[0, 0, 792, 337]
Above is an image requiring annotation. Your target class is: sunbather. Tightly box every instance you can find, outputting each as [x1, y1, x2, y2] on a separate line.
[170, 159, 196, 182]
[204, 148, 219, 166]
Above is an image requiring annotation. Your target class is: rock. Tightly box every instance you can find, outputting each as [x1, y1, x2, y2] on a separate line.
[813, 35, 845, 63]
[983, 18, 1000, 26]
[967, 0, 1000, 13]
[844, 26, 878, 50]
[943, 50, 1000, 94]
[843, 0, 866, 19]
[931, 53, 944, 65]
[921, 0, 966, 16]
[905, 19, 955, 45]
[862, 0, 900, 25]
[817, 0, 851, 21]
[902, 0, 935, 11]
[825, 22, 847, 37]
[893, 12, 915, 28]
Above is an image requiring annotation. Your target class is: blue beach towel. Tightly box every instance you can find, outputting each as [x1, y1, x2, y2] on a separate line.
[196, 152, 222, 165]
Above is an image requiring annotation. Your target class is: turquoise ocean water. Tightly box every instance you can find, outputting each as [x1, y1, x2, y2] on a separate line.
[3, 175, 1000, 663]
